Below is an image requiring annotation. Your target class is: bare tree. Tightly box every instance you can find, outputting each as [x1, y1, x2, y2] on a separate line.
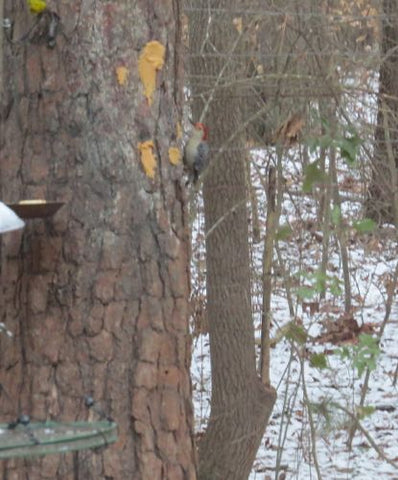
[0, 1, 196, 479]
[366, 0, 398, 224]
[187, 2, 276, 479]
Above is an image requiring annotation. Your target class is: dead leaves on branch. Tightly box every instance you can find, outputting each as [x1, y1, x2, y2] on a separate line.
[272, 112, 305, 147]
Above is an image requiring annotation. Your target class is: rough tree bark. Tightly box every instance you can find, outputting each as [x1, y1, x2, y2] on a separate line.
[187, 2, 277, 479]
[0, 1, 196, 479]
[366, 0, 398, 224]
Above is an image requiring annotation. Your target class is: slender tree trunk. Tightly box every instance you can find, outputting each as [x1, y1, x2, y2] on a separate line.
[0, 1, 196, 479]
[187, 2, 276, 479]
[366, 0, 398, 223]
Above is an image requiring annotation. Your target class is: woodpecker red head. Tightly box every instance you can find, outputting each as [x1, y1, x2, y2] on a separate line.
[184, 122, 210, 185]
[193, 122, 208, 140]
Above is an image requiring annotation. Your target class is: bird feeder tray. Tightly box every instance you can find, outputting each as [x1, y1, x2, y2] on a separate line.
[7, 201, 64, 219]
[0, 421, 118, 459]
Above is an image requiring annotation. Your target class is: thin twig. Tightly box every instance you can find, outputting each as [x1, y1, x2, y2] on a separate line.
[198, 19, 254, 124]
[300, 351, 323, 480]
[205, 200, 245, 239]
[334, 403, 398, 470]
[330, 146, 352, 313]
[260, 167, 278, 385]
[274, 350, 300, 480]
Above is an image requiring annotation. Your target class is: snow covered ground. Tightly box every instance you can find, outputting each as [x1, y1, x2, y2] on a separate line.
[190, 145, 398, 479]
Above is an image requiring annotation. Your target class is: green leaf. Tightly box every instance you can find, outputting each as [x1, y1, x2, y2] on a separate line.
[302, 160, 327, 193]
[357, 405, 375, 419]
[309, 400, 332, 424]
[334, 334, 380, 378]
[305, 127, 333, 153]
[331, 205, 341, 226]
[310, 352, 328, 369]
[330, 276, 342, 296]
[313, 271, 328, 294]
[334, 346, 350, 359]
[318, 134, 334, 149]
[340, 141, 356, 165]
[320, 117, 331, 131]
[284, 322, 308, 345]
[358, 333, 379, 350]
[354, 334, 380, 377]
[355, 358, 367, 378]
[339, 132, 361, 166]
[353, 218, 376, 234]
[297, 286, 317, 300]
[276, 224, 293, 241]
[306, 136, 319, 153]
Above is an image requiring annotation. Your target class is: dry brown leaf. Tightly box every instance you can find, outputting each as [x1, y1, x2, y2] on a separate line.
[273, 113, 305, 147]
[233, 17, 243, 33]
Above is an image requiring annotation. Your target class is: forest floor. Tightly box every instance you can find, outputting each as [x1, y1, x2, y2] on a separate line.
[190, 151, 398, 480]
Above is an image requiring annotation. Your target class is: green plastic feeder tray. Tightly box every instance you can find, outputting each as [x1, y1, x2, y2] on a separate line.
[0, 421, 118, 459]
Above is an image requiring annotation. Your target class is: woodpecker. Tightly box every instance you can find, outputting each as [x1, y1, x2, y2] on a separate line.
[184, 122, 210, 185]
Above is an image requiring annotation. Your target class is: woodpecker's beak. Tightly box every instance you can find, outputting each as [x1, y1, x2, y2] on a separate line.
[188, 118, 195, 126]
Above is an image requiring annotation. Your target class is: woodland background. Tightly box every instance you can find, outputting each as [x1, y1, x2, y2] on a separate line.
[1, 0, 398, 479]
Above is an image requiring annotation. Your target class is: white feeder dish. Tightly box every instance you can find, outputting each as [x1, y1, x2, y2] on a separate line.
[0, 202, 25, 234]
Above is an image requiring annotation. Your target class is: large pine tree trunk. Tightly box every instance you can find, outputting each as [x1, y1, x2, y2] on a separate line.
[366, 0, 398, 224]
[187, 2, 276, 479]
[0, 1, 196, 479]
